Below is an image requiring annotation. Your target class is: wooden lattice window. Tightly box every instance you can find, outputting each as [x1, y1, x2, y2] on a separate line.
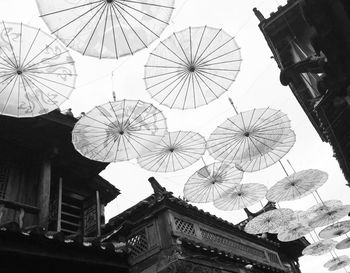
[200, 228, 266, 259]
[128, 229, 148, 258]
[174, 217, 195, 236]
[0, 163, 10, 199]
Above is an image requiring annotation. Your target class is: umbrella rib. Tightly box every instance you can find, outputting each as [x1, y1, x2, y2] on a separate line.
[141, 152, 168, 171]
[99, 4, 110, 58]
[245, 108, 269, 131]
[109, 4, 119, 58]
[147, 69, 186, 91]
[190, 72, 196, 108]
[0, 75, 18, 114]
[0, 74, 16, 91]
[0, 47, 16, 69]
[17, 73, 21, 117]
[18, 23, 22, 67]
[22, 73, 74, 89]
[144, 69, 184, 80]
[121, 0, 174, 9]
[2, 21, 18, 68]
[145, 65, 181, 69]
[196, 70, 228, 90]
[198, 50, 242, 68]
[26, 71, 77, 76]
[167, 73, 191, 107]
[83, 4, 107, 55]
[127, 131, 162, 146]
[23, 73, 71, 99]
[95, 104, 120, 129]
[197, 37, 238, 65]
[193, 72, 208, 105]
[25, 49, 70, 70]
[189, 27, 193, 64]
[51, 2, 105, 35]
[111, 3, 148, 48]
[40, 1, 104, 17]
[25, 61, 75, 71]
[194, 71, 219, 98]
[0, 72, 16, 79]
[173, 32, 190, 65]
[149, 52, 184, 66]
[116, 1, 169, 24]
[194, 28, 222, 67]
[197, 69, 236, 82]
[121, 100, 141, 131]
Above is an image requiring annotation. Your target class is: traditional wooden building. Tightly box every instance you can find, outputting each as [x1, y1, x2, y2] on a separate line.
[254, 0, 350, 184]
[105, 177, 308, 273]
[0, 109, 128, 272]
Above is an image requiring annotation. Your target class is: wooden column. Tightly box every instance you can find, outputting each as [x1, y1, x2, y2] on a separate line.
[37, 160, 51, 228]
[96, 190, 101, 236]
[57, 177, 62, 231]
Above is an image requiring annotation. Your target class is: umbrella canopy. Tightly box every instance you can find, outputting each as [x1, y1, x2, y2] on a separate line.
[328, 260, 350, 271]
[207, 108, 291, 165]
[72, 99, 167, 162]
[244, 208, 293, 235]
[0, 21, 76, 118]
[302, 239, 337, 256]
[144, 26, 241, 109]
[213, 183, 267, 210]
[309, 205, 350, 228]
[336, 237, 350, 250]
[183, 162, 243, 203]
[36, 0, 175, 59]
[235, 129, 295, 172]
[307, 200, 343, 216]
[270, 210, 310, 234]
[319, 220, 350, 239]
[324, 256, 350, 268]
[137, 131, 206, 172]
[277, 224, 312, 242]
[266, 169, 328, 202]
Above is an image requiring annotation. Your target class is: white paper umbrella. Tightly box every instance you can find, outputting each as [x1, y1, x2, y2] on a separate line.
[266, 169, 328, 202]
[213, 183, 267, 210]
[307, 200, 343, 216]
[302, 239, 337, 256]
[244, 208, 293, 235]
[336, 237, 350, 250]
[329, 260, 350, 271]
[144, 26, 241, 109]
[72, 99, 167, 162]
[235, 129, 296, 172]
[269, 209, 309, 234]
[0, 22, 76, 118]
[37, 0, 174, 59]
[324, 256, 350, 268]
[309, 205, 350, 228]
[277, 223, 313, 242]
[183, 162, 243, 203]
[207, 108, 291, 166]
[319, 220, 350, 239]
[137, 131, 206, 172]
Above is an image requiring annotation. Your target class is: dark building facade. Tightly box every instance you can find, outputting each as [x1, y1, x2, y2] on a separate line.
[254, 0, 350, 185]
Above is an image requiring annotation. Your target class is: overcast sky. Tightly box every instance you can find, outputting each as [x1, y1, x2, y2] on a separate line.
[2, 0, 350, 272]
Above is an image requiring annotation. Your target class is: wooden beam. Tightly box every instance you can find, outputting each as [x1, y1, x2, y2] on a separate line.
[57, 177, 62, 232]
[37, 160, 51, 229]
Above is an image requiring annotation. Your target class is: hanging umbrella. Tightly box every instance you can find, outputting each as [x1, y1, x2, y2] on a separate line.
[266, 169, 328, 202]
[302, 239, 337, 256]
[336, 237, 350, 250]
[269, 210, 310, 234]
[213, 183, 267, 210]
[328, 260, 350, 271]
[137, 131, 206, 172]
[183, 162, 243, 203]
[307, 200, 343, 216]
[235, 129, 296, 172]
[319, 220, 350, 239]
[207, 108, 292, 166]
[36, 0, 175, 59]
[324, 256, 350, 268]
[244, 208, 293, 235]
[309, 205, 350, 228]
[72, 99, 167, 162]
[0, 21, 76, 118]
[144, 26, 241, 109]
[277, 223, 313, 242]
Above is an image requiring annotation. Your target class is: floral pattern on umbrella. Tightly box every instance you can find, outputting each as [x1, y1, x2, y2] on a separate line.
[324, 256, 350, 268]
[277, 222, 313, 242]
[309, 205, 350, 228]
[319, 220, 350, 239]
[302, 239, 337, 256]
[183, 162, 243, 203]
[0, 22, 76, 117]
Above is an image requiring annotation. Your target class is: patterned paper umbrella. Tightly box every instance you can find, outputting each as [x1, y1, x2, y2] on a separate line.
[328, 260, 350, 271]
[0, 22, 76, 118]
[183, 162, 243, 203]
[36, 0, 174, 59]
[324, 256, 350, 268]
[144, 26, 241, 109]
[307, 200, 343, 216]
[235, 129, 296, 172]
[277, 223, 313, 242]
[302, 239, 337, 256]
[244, 208, 293, 235]
[213, 183, 267, 210]
[72, 99, 167, 162]
[309, 205, 350, 228]
[137, 131, 206, 172]
[207, 108, 291, 167]
[266, 169, 328, 202]
[269, 210, 309, 234]
[336, 237, 350, 250]
[319, 220, 350, 239]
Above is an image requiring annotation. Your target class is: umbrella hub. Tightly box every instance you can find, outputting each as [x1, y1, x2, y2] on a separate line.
[289, 179, 301, 187]
[243, 131, 250, 137]
[105, 0, 114, 3]
[16, 69, 23, 75]
[188, 64, 196, 73]
[168, 146, 176, 153]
